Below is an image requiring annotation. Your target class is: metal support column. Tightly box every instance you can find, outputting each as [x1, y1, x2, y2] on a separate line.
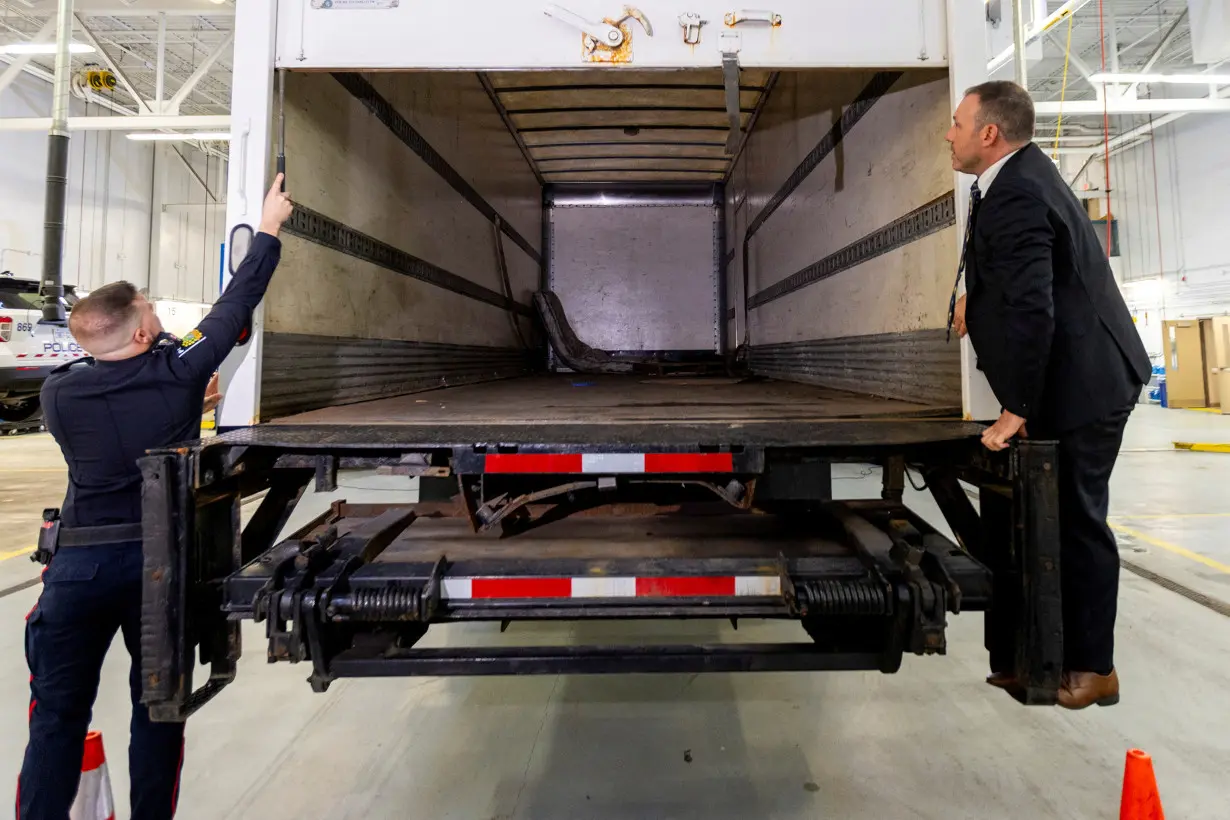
[39, 0, 74, 324]
[1106, 0, 1120, 75]
[1011, 0, 1028, 87]
[154, 12, 167, 113]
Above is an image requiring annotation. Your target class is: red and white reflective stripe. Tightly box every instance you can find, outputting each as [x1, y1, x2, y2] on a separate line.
[13, 352, 83, 361]
[441, 575, 780, 599]
[483, 452, 734, 474]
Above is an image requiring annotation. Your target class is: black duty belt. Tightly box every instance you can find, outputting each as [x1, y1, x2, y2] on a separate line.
[59, 523, 143, 547]
[33, 508, 142, 564]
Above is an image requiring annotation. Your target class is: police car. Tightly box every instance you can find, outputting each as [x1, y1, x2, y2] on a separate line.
[0, 272, 85, 422]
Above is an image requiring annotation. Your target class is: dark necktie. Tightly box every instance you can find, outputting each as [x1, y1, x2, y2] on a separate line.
[946, 181, 982, 341]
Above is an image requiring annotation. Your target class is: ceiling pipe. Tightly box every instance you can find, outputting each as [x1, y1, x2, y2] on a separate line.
[1124, 9, 1189, 98]
[0, 114, 231, 131]
[1033, 97, 1230, 114]
[988, 0, 1096, 74]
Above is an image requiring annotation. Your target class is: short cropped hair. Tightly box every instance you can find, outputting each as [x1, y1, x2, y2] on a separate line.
[69, 281, 142, 353]
[964, 81, 1035, 144]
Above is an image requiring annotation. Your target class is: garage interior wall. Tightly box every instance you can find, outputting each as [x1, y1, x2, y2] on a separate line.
[150, 143, 228, 304]
[0, 71, 226, 303]
[1097, 115, 1230, 360]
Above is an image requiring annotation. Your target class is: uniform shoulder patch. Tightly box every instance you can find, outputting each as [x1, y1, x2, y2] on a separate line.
[178, 329, 206, 356]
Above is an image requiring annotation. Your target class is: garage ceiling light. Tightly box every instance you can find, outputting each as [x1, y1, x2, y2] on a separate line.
[126, 132, 231, 142]
[0, 42, 95, 55]
[1090, 72, 1230, 85]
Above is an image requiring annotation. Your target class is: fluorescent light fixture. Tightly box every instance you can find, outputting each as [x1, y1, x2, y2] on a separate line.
[0, 42, 95, 55]
[126, 132, 231, 142]
[1090, 72, 1230, 85]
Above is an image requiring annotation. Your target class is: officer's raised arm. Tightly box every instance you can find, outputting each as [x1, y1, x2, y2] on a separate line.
[169, 174, 293, 381]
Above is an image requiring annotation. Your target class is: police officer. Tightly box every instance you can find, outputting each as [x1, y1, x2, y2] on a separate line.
[18, 175, 292, 819]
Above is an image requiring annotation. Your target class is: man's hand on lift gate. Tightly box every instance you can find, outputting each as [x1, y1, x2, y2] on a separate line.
[203, 372, 223, 414]
[981, 409, 1028, 452]
[258, 173, 294, 237]
[953, 294, 968, 338]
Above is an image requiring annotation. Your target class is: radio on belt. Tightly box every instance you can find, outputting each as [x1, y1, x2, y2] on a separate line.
[33, 508, 62, 564]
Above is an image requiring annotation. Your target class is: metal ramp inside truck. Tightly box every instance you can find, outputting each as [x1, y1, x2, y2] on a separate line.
[534, 290, 635, 374]
[534, 290, 726, 376]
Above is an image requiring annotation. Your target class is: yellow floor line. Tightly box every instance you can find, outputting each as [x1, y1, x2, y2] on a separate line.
[1112, 513, 1230, 520]
[1111, 523, 1230, 575]
[0, 546, 34, 563]
[1184, 407, 1224, 414]
[1173, 442, 1230, 453]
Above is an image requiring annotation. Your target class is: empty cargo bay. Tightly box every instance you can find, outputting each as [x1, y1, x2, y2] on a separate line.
[259, 67, 959, 426]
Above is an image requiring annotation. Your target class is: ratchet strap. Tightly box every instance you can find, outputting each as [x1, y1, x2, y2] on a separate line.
[722, 51, 742, 154]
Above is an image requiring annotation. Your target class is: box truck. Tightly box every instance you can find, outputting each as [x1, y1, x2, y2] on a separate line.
[138, 0, 1063, 721]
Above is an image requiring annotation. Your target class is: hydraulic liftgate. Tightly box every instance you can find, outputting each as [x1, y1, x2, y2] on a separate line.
[137, 434, 1061, 723]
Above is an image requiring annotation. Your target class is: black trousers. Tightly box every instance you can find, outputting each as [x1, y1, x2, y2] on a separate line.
[1051, 402, 1134, 674]
[19, 542, 185, 820]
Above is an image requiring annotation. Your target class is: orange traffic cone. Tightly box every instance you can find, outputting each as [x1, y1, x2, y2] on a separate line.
[70, 731, 115, 820]
[1120, 748, 1165, 820]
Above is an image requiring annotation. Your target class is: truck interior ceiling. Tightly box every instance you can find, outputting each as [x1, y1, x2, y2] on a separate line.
[264, 67, 959, 429]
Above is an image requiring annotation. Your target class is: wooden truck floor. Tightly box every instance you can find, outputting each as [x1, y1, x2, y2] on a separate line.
[268, 375, 956, 427]
[217, 375, 983, 450]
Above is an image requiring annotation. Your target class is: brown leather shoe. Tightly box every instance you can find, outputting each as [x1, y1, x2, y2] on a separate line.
[985, 671, 1016, 689]
[1058, 669, 1120, 709]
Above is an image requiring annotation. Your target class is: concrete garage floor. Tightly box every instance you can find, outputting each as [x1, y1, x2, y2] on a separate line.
[2, 405, 1229, 819]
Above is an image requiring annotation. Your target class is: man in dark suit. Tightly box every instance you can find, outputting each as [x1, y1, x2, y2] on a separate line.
[945, 81, 1151, 709]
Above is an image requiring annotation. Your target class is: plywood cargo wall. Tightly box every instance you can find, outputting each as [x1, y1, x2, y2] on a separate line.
[730, 69, 961, 407]
[267, 71, 541, 348]
[257, 71, 543, 419]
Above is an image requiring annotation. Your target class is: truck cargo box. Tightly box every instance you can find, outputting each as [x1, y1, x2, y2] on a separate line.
[230, 66, 964, 430]
[136, 0, 1063, 721]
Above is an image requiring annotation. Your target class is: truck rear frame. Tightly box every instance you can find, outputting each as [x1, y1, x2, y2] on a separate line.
[138, 421, 1062, 722]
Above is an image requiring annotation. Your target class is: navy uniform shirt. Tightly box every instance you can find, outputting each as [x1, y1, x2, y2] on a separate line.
[41, 233, 282, 528]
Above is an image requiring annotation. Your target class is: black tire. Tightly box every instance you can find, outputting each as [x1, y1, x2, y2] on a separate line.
[0, 398, 41, 422]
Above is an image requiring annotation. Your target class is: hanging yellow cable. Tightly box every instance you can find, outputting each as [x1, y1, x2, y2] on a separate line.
[1051, 12, 1075, 160]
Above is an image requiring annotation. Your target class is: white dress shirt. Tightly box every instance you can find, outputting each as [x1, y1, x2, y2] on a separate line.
[976, 147, 1024, 196]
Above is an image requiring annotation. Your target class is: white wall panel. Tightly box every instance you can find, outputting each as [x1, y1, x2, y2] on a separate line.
[0, 72, 152, 293]
[1110, 115, 1230, 286]
[150, 145, 228, 303]
[1, 72, 226, 303]
[1108, 114, 1230, 359]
